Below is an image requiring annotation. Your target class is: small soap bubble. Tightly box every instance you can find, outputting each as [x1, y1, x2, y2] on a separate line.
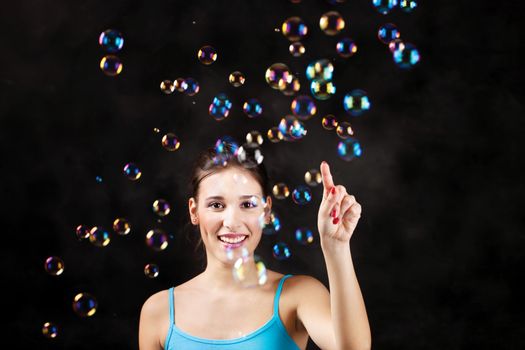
[372, 0, 398, 15]
[243, 98, 263, 118]
[95, 176, 103, 183]
[310, 79, 336, 100]
[161, 133, 181, 151]
[113, 218, 131, 235]
[272, 182, 290, 199]
[281, 17, 308, 41]
[338, 137, 363, 161]
[265, 63, 293, 90]
[76, 225, 91, 240]
[295, 227, 314, 245]
[393, 42, 420, 69]
[183, 78, 200, 96]
[174, 78, 186, 92]
[160, 80, 175, 94]
[289, 42, 306, 57]
[229, 71, 245, 87]
[98, 29, 124, 53]
[197, 45, 217, 65]
[336, 38, 357, 58]
[146, 229, 169, 251]
[44, 256, 64, 276]
[291, 95, 317, 120]
[233, 254, 268, 288]
[89, 226, 111, 247]
[72, 292, 97, 317]
[319, 11, 345, 36]
[280, 76, 301, 96]
[388, 39, 405, 53]
[306, 59, 334, 81]
[399, 0, 417, 12]
[246, 130, 264, 145]
[378, 23, 401, 44]
[99, 55, 123, 76]
[292, 185, 312, 205]
[267, 127, 284, 143]
[304, 169, 322, 187]
[237, 142, 264, 168]
[263, 211, 281, 235]
[278, 115, 307, 140]
[322, 114, 338, 130]
[42, 322, 58, 339]
[123, 163, 141, 181]
[336, 121, 355, 139]
[209, 93, 232, 121]
[212, 136, 239, 166]
[343, 89, 371, 116]
[272, 242, 292, 260]
[144, 263, 160, 278]
[153, 199, 171, 216]
[153, 128, 160, 133]
[226, 246, 250, 263]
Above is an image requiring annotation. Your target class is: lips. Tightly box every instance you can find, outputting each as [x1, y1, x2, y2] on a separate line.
[217, 233, 248, 247]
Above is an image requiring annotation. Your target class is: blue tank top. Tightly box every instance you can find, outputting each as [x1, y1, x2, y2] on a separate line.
[164, 274, 301, 350]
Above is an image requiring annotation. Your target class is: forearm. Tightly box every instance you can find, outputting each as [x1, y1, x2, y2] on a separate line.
[322, 241, 371, 350]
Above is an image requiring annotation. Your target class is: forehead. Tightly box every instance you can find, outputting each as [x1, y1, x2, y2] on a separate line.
[198, 167, 262, 197]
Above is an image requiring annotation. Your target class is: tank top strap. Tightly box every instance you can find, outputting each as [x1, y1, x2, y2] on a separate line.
[273, 274, 293, 316]
[168, 287, 175, 325]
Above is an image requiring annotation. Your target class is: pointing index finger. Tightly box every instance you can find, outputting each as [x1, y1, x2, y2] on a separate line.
[320, 161, 334, 197]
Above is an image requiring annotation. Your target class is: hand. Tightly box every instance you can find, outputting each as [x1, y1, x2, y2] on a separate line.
[317, 161, 362, 245]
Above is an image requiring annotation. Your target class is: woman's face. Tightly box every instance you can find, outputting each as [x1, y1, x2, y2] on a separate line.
[188, 166, 272, 263]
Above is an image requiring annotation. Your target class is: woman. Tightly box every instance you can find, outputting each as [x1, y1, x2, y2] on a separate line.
[139, 145, 371, 350]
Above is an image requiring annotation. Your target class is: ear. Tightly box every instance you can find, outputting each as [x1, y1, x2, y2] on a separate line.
[263, 195, 272, 223]
[188, 197, 198, 225]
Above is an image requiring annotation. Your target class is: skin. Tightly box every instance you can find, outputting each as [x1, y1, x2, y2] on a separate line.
[139, 162, 371, 350]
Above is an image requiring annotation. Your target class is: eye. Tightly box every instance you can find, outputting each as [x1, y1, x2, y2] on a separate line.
[242, 201, 257, 209]
[208, 202, 224, 209]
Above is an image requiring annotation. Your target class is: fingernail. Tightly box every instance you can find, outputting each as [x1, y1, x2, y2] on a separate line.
[331, 187, 336, 195]
[330, 209, 336, 218]
[332, 217, 340, 225]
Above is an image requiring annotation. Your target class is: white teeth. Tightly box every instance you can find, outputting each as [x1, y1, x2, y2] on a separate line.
[219, 236, 247, 244]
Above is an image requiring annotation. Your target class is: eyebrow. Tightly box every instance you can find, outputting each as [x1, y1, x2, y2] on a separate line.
[205, 195, 261, 201]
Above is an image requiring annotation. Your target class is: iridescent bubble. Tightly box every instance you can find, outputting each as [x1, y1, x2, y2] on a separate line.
[292, 185, 312, 205]
[319, 11, 345, 36]
[272, 182, 290, 199]
[76, 225, 91, 240]
[113, 218, 131, 235]
[159, 80, 175, 94]
[263, 211, 281, 235]
[183, 78, 200, 96]
[152, 199, 171, 216]
[153, 128, 160, 133]
[338, 137, 363, 161]
[246, 130, 264, 145]
[272, 242, 292, 260]
[372, 0, 398, 15]
[267, 127, 284, 143]
[42, 322, 58, 339]
[89, 226, 110, 247]
[98, 29, 124, 53]
[278, 115, 307, 139]
[310, 79, 336, 100]
[336, 121, 355, 139]
[399, 0, 417, 12]
[229, 71, 245, 87]
[336, 38, 358, 58]
[233, 254, 268, 288]
[197, 45, 217, 65]
[236, 142, 264, 168]
[123, 163, 141, 180]
[146, 229, 169, 251]
[144, 263, 160, 278]
[295, 227, 314, 245]
[304, 169, 322, 187]
[44, 256, 64, 276]
[281, 16, 308, 41]
[72, 292, 97, 317]
[378, 23, 401, 44]
[393, 42, 420, 69]
[95, 176, 103, 183]
[265, 63, 293, 90]
[388, 39, 405, 53]
[322, 114, 338, 130]
[306, 59, 334, 81]
[209, 93, 232, 121]
[161, 133, 181, 151]
[343, 89, 371, 116]
[99, 55, 123, 76]
[280, 76, 301, 96]
[291, 95, 317, 120]
[243, 98, 263, 118]
[226, 246, 249, 263]
[289, 42, 306, 57]
[174, 78, 186, 92]
[212, 136, 240, 166]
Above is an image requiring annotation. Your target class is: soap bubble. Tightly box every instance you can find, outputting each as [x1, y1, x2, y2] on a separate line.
[174, 78, 186, 92]
[123, 163, 141, 180]
[322, 114, 338, 130]
[265, 63, 293, 90]
[343, 89, 371, 116]
[42, 322, 58, 338]
[160, 80, 175, 94]
[289, 42, 306, 57]
[76, 225, 91, 240]
[267, 127, 284, 143]
[72, 292, 97, 317]
[197, 45, 217, 65]
[279, 115, 307, 139]
[378, 23, 401, 44]
[236, 142, 264, 168]
[89, 226, 110, 247]
[233, 254, 268, 287]
[144, 263, 160, 278]
[372, 0, 398, 15]
[292, 185, 312, 205]
[99, 55, 123, 76]
[98, 29, 124, 53]
[183, 78, 200, 96]
[319, 11, 345, 36]
[281, 16, 308, 41]
[44, 256, 64, 276]
[212, 136, 239, 166]
[272, 242, 292, 260]
[337, 137, 363, 161]
[310, 79, 336, 100]
[262, 211, 281, 235]
[388, 39, 405, 53]
[209, 93, 232, 121]
[146, 229, 169, 251]
[246, 130, 264, 145]
[336, 38, 357, 58]
[152, 199, 171, 216]
[229, 71, 245, 87]
[161, 133, 181, 151]
[272, 182, 290, 199]
[393, 42, 420, 69]
[243, 98, 263, 118]
[295, 227, 314, 245]
[399, 0, 417, 12]
[306, 59, 334, 81]
[304, 169, 322, 187]
[113, 218, 131, 235]
[336, 121, 355, 139]
[291, 95, 317, 120]
[280, 76, 301, 96]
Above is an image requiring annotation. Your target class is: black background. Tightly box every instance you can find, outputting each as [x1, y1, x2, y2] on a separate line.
[2, 0, 523, 349]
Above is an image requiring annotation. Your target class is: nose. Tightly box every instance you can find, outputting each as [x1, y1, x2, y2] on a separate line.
[222, 205, 243, 231]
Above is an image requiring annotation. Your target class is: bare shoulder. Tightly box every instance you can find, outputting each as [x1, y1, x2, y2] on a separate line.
[141, 289, 169, 315]
[287, 274, 328, 293]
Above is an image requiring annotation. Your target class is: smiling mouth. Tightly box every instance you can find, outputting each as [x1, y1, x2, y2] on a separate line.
[218, 235, 248, 246]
